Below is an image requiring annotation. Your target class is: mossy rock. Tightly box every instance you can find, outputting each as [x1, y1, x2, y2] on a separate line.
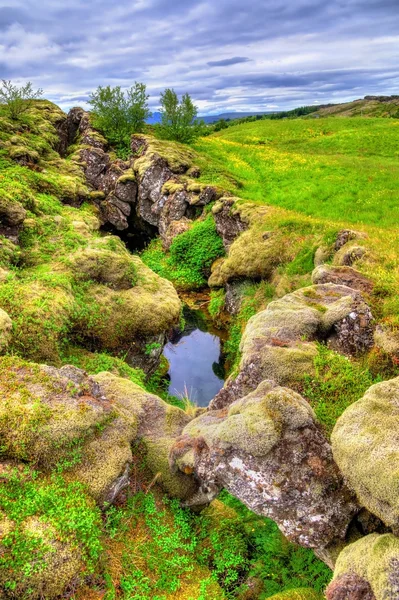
[328, 533, 399, 600]
[0, 197, 26, 226]
[0, 358, 142, 502]
[94, 372, 198, 500]
[209, 229, 288, 286]
[182, 380, 316, 459]
[73, 255, 181, 350]
[332, 376, 399, 528]
[67, 246, 138, 289]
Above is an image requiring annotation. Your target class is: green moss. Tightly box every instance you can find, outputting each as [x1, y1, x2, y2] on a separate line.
[332, 534, 399, 600]
[331, 376, 399, 528]
[141, 216, 225, 289]
[0, 467, 102, 599]
[302, 344, 378, 434]
[209, 288, 226, 320]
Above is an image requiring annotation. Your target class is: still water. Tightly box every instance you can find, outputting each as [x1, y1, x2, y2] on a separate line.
[163, 306, 225, 407]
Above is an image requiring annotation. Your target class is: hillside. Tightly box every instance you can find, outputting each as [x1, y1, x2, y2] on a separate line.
[1, 101, 399, 599]
[312, 95, 399, 118]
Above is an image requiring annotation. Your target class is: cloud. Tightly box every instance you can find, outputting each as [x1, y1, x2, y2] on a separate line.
[207, 57, 252, 67]
[0, 0, 397, 113]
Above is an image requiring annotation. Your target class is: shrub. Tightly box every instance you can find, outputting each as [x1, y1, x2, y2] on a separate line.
[168, 217, 225, 287]
[157, 88, 205, 143]
[0, 80, 43, 120]
[88, 83, 151, 155]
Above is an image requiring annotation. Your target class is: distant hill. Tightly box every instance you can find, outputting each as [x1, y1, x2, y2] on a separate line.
[146, 110, 277, 125]
[311, 95, 399, 118]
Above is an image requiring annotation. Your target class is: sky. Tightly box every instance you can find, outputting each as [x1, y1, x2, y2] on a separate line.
[0, 0, 398, 115]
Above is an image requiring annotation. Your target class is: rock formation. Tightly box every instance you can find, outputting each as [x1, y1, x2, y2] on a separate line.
[171, 380, 358, 549]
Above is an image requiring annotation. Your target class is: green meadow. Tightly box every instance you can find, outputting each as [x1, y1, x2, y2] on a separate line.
[194, 117, 399, 227]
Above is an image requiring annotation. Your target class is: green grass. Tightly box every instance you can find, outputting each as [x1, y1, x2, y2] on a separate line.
[194, 117, 399, 227]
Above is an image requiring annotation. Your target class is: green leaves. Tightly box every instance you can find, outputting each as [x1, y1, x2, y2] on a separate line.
[158, 88, 205, 143]
[88, 83, 151, 155]
[0, 80, 43, 120]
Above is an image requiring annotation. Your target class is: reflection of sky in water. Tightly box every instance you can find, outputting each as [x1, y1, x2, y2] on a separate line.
[163, 328, 224, 407]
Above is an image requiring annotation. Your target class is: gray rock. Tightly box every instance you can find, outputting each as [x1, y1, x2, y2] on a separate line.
[172, 380, 358, 549]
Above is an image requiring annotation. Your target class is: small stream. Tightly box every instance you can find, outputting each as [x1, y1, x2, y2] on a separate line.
[163, 297, 226, 407]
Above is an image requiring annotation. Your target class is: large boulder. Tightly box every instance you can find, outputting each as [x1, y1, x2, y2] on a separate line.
[93, 372, 198, 500]
[211, 284, 373, 410]
[332, 377, 399, 530]
[171, 380, 358, 549]
[0, 357, 197, 503]
[209, 228, 288, 287]
[326, 534, 399, 600]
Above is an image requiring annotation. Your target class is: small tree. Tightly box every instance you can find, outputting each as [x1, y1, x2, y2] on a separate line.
[158, 89, 204, 143]
[0, 80, 44, 120]
[88, 83, 151, 153]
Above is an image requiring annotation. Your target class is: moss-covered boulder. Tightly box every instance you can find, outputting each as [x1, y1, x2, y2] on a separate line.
[94, 372, 198, 500]
[332, 377, 399, 529]
[0, 357, 137, 502]
[209, 228, 288, 286]
[171, 379, 358, 549]
[72, 253, 181, 351]
[326, 533, 399, 600]
[211, 283, 373, 410]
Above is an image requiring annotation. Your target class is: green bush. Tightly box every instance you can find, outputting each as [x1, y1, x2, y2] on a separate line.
[141, 217, 225, 288]
[157, 88, 206, 143]
[168, 217, 224, 287]
[88, 83, 151, 156]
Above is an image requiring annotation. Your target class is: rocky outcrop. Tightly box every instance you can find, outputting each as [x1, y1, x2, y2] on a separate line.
[327, 534, 399, 600]
[212, 197, 249, 250]
[332, 377, 399, 531]
[170, 379, 358, 549]
[62, 110, 222, 244]
[211, 283, 374, 410]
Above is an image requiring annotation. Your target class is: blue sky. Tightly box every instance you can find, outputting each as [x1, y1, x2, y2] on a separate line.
[0, 0, 398, 114]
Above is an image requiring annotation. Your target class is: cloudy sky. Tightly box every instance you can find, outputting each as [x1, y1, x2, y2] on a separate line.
[0, 0, 398, 114]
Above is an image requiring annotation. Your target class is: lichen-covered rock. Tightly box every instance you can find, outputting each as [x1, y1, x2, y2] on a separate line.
[332, 377, 399, 530]
[171, 380, 358, 549]
[209, 228, 287, 286]
[211, 284, 373, 409]
[212, 197, 249, 250]
[326, 534, 399, 600]
[0, 308, 12, 353]
[312, 265, 373, 294]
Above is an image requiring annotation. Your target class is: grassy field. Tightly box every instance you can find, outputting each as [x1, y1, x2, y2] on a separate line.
[194, 117, 399, 227]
